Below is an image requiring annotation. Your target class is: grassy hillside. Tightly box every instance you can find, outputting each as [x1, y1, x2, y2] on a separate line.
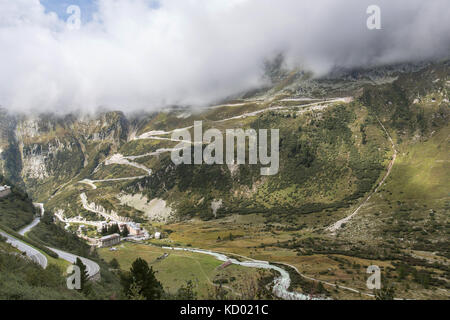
[28, 211, 123, 299]
[151, 62, 449, 299]
[0, 178, 123, 299]
[121, 100, 389, 223]
[0, 175, 35, 231]
[0, 61, 448, 300]
[98, 242, 275, 299]
[0, 236, 85, 300]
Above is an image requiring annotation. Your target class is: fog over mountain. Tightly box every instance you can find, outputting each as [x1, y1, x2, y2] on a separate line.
[0, 0, 449, 114]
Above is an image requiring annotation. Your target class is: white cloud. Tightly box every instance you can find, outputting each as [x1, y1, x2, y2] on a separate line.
[0, 0, 449, 114]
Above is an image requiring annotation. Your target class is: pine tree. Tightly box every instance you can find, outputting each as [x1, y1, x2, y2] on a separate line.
[109, 223, 120, 234]
[128, 282, 146, 300]
[176, 280, 197, 300]
[121, 258, 163, 300]
[75, 257, 91, 295]
[109, 258, 120, 269]
[121, 226, 129, 237]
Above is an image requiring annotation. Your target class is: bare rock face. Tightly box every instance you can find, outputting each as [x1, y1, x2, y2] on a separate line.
[211, 199, 223, 218]
[0, 111, 131, 199]
[117, 193, 173, 223]
[21, 150, 49, 180]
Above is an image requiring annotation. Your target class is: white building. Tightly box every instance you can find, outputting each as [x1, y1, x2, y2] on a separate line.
[97, 221, 108, 232]
[127, 222, 143, 236]
[98, 233, 121, 247]
[0, 185, 11, 198]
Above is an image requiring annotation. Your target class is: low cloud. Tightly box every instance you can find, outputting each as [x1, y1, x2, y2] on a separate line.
[0, 0, 449, 114]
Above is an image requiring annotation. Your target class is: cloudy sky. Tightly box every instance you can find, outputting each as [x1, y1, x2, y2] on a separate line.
[0, 0, 449, 114]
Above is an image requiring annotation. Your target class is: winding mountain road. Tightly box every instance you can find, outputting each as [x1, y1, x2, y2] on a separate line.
[86, 96, 373, 299]
[49, 247, 100, 278]
[0, 230, 48, 268]
[78, 176, 147, 190]
[4, 203, 100, 279]
[18, 217, 41, 236]
[18, 203, 45, 236]
[49, 96, 378, 297]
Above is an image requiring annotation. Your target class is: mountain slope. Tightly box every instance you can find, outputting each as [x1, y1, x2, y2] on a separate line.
[0, 175, 35, 230]
[0, 61, 448, 299]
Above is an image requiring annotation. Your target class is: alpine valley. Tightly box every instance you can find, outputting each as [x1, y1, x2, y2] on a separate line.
[0, 60, 449, 300]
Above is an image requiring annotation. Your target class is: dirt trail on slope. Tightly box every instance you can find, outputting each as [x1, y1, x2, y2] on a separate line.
[49, 96, 368, 297]
[327, 118, 398, 233]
